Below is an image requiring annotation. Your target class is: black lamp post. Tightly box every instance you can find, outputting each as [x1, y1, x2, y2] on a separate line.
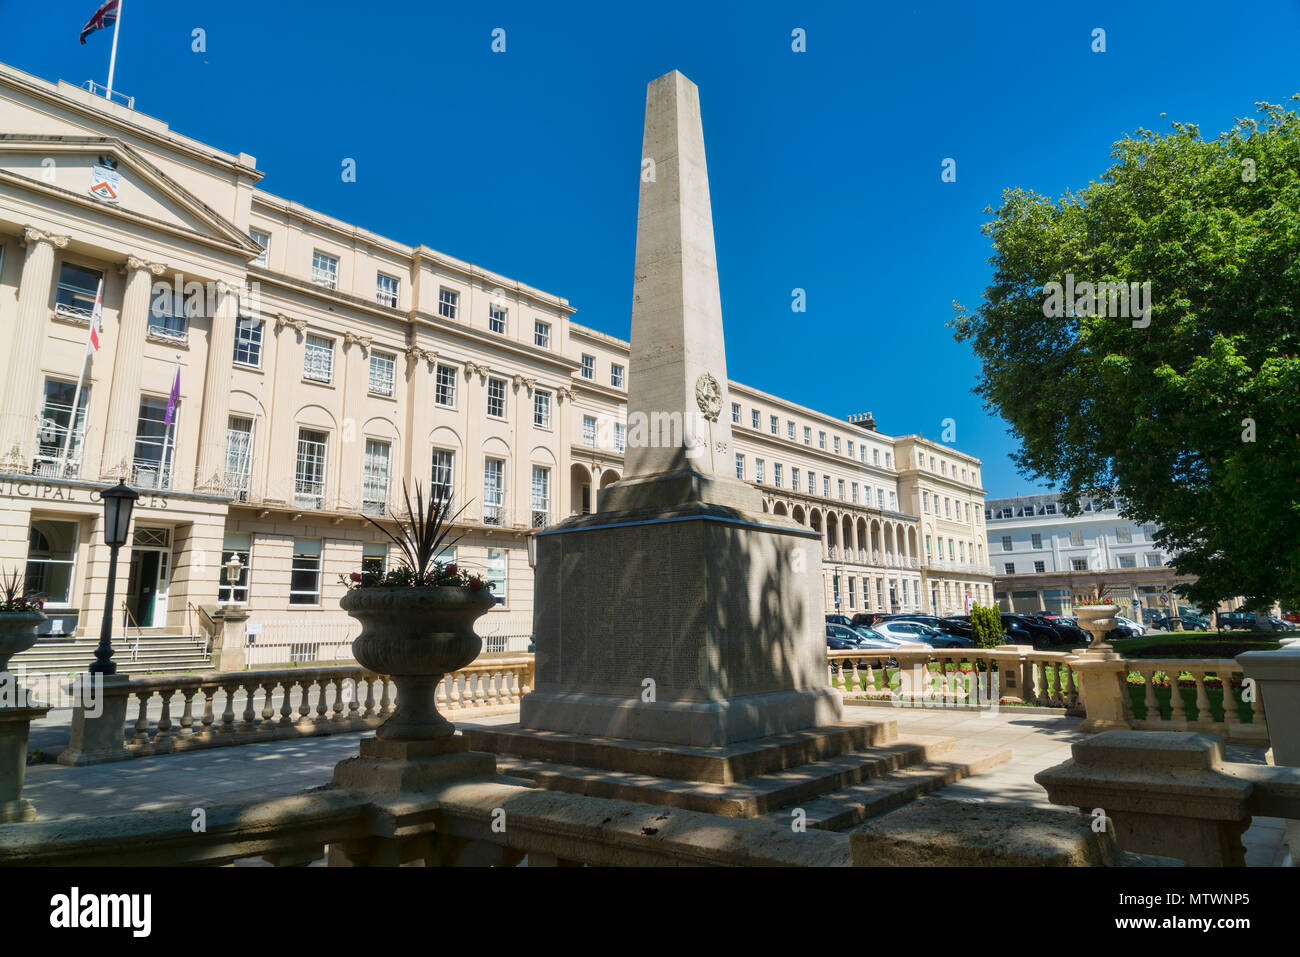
[91, 481, 139, 675]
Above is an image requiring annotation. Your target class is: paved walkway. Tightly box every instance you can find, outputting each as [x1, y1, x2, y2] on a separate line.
[19, 707, 1290, 866]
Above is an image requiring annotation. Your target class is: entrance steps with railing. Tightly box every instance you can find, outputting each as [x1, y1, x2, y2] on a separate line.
[465, 715, 1012, 833]
[9, 633, 211, 678]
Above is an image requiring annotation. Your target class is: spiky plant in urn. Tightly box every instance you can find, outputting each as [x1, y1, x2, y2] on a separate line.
[339, 483, 495, 740]
[0, 568, 45, 677]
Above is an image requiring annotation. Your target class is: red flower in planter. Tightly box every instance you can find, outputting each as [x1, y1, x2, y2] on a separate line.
[445, 563, 458, 576]
[467, 576, 485, 592]
[349, 572, 362, 583]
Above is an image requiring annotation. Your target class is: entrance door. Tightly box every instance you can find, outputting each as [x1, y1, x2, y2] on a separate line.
[126, 549, 160, 627]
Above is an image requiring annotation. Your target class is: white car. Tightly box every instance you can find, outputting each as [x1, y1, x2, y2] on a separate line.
[1114, 615, 1146, 637]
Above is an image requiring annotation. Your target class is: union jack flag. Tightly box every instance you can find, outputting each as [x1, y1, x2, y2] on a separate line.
[80, 0, 120, 45]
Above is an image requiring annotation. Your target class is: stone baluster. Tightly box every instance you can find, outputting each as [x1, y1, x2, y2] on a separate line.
[155, 692, 174, 744]
[331, 678, 347, 724]
[261, 681, 279, 730]
[362, 677, 376, 719]
[240, 682, 259, 732]
[219, 683, 237, 734]
[178, 688, 196, 738]
[314, 678, 330, 726]
[1167, 668, 1188, 723]
[1141, 668, 1160, 722]
[278, 681, 297, 727]
[1219, 669, 1241, 730]
[1193, 671, 1212, 724]
[503, 669, 518, 705]
[344, 678, 361, 724]
[862, 658, 876, 693]
[1064, 664, 1080, 710]
[848, 659, 861, 694]
[200, 688, 216, 736]
[130, 692, 151, 747]
[297, 679, 315, 728]
[378, 677, 392, 717]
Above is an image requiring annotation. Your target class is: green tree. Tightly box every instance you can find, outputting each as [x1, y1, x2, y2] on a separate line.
[971, 604, 1004, 650]
[952, 100, 1300, 612]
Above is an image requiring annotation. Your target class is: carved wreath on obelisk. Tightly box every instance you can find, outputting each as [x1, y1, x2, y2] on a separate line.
[695, 372, 722, 422]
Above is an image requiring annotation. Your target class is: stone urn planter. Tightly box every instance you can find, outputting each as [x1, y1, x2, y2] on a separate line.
[0, 610, 46, 675]
[340, 586, 496, 740]
[1075, 604, 1119, 654]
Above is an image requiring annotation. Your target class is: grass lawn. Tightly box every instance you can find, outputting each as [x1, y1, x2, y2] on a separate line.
[1111, 633, 1285, 659]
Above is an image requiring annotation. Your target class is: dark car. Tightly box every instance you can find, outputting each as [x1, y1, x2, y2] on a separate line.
[878, 614, 973, 639]
[825, 614, 856, 628]
[871, 619, 973, 649]
[850, 612, 891, 629]
[1000, 614, 1060, 649]
[1027, 615, 1091, 646]
[1217, 611, 1262, 631]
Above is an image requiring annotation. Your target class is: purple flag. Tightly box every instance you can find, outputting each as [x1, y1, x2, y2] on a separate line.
[164, 366, 181, 426]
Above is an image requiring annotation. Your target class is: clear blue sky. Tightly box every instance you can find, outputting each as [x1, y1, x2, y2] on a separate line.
[6, 0, 1299, 496]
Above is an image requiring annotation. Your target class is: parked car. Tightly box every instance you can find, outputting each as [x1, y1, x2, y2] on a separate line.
[1000, 614, 1061, 649]
[825, 614, 856, 628]
[1150, 611, 1209, 631]
[850, 612, 891, 629]
[1283, 611, 1300, 624]
[1115, 615, 1146, 637]
[1218, 611, 1262, 631]
[876, 614, 973, 639]
[1026, 615, 1091, 646]
[872, 620, 972, 649]
[825, 624, 898, 670]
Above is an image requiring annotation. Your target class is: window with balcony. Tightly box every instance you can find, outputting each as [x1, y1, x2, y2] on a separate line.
[483, 458, 505, 525]
[375, 272, 399, 308]
[294, 428, 328, 508]
[583, 415, 596, 447]
[486, 377, 506, 418]
[438, 288, 459, 320]
[224, 416, 253, 501]
[610, 364, 624, 388]
[533, 390, 551, 429]
[368, 351, 396, 397]
[581, 354, 595, 379]
[55, 263, 101, 319]
[149, 286, 192, 342]
[233, 316, 263, 367]
[534, 320, 551, 349]
[132, 395, 176, 490]
[435, 364, 457, 408]
[311, 251, 338, 289]
[34, 379, 89, 476]
[430, 449, 454, 502]
[248, 228, 270, 267]
[362, 439, 391, 514]
[289, 539, 322, 604]
[304, 334, 334, 383]
[489, 304, 507, 334]
[531, 465, 550, 527]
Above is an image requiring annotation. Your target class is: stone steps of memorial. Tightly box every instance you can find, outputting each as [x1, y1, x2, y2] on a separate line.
[466, 719, 901, 784]
[491, 733, 967, 819]
[759, 745, 1015, 832]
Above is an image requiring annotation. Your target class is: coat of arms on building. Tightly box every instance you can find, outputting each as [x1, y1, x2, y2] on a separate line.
[89, 164, 120, 203]
[695, 372, 721, 421]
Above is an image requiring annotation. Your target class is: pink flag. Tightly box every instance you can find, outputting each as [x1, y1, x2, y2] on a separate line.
[164, 366, 180, 426]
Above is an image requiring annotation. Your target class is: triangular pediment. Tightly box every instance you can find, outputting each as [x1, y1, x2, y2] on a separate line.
[0, 135, 261, 259]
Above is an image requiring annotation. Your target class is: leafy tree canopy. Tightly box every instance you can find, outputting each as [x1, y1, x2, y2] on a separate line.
[952, 100, 1300, 612]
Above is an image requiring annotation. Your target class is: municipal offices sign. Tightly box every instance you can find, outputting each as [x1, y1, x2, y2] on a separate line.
[0, 478, 167, 508]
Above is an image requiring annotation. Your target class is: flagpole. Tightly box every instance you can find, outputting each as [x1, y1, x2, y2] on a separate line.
[105, 0, 123, 101]
[57, 279, 102, 478]
[166, 353, 181, 485]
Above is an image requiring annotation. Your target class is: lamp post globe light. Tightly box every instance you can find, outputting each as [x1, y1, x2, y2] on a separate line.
[91, 481, 139, 676]
[224, 554, 244, 603]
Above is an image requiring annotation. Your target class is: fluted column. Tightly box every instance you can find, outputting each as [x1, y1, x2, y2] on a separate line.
[1, 227, 70, 469]
[195, 281, 240, 491]
[101, 256, 166, 479]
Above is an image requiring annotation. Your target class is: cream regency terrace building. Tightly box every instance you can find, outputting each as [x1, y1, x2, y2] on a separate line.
[0, 61, 992, 653]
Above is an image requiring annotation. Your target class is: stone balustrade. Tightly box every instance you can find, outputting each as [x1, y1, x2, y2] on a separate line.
[57, 654, 535, 765]
[826, 646, 1083, 713]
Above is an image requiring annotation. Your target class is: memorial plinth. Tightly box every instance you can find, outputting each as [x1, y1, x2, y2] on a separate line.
[516, 70, 841, 747]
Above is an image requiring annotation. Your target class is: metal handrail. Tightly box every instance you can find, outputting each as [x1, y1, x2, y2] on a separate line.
[120, 600, 145, 661]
